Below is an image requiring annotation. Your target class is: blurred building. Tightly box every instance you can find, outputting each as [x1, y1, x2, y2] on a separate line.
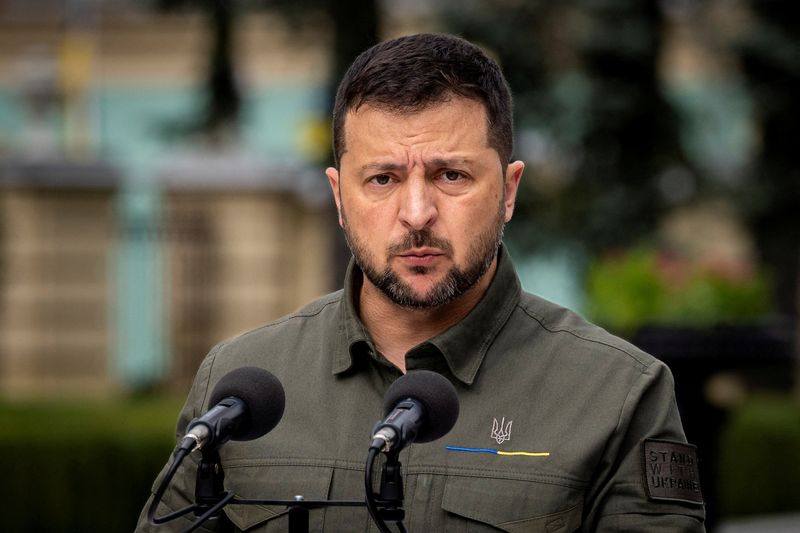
[0, 1, 336, 396]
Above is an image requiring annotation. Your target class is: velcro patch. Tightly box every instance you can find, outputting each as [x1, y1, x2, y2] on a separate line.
[642, 439, 704, 505]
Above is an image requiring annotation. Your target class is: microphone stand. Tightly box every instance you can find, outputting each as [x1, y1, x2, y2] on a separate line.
[191, 448, 409, 533]
[149, 446, 368, 533]
[150, 446, 406, 533]
[190, 453, 368, 533]
[190, 446, 409, 533]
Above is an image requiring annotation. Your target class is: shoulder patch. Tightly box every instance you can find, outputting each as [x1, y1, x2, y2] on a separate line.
[642, 438, 704, 505]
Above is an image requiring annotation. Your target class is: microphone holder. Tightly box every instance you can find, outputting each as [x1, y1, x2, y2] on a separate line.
[195, 447, 226, 516]
[159, 446, 236, 533]
[375, 451, 405, 523]
[364, 448, 408, 533]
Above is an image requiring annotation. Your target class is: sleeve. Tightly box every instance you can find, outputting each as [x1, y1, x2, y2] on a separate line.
[134, 344, 228, 533]
[583, 359, 706, 532]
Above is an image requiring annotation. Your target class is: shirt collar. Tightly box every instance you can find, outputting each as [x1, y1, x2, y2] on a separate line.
[332, 245, 521, 385]
[332, 261, 373, 374]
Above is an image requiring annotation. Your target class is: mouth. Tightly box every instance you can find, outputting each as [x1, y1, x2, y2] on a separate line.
[398, 247, 445, 258]
[396, 248, 446, 268]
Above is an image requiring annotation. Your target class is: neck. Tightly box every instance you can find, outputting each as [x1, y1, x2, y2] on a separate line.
[358, 260, 497, 373]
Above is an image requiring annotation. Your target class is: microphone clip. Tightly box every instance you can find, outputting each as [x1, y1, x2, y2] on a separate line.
[376, 454, 405, 521]
[195, 447, 227, 516]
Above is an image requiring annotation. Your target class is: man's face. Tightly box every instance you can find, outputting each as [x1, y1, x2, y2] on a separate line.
[326, 97, 523, 309]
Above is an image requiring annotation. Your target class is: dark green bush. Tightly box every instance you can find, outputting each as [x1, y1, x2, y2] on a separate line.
[0, 396, 184, 533]
[718, 395, 800, 518]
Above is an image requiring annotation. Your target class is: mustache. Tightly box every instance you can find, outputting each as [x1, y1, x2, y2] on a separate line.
[387, 229, 453, 255]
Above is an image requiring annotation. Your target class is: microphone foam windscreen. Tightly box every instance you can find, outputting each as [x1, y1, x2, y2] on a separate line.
[383, 370, 460, 443]
[209, 366, 286, 441]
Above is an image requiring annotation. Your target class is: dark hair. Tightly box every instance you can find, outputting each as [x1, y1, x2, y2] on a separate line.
[332, 33, 513, 168]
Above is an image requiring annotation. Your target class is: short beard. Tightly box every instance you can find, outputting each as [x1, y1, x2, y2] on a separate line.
[342, 199, 506, 310]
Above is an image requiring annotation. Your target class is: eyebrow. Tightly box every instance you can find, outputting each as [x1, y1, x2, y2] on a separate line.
[427, 157, 472, 169]
[358, 161, 406, 174]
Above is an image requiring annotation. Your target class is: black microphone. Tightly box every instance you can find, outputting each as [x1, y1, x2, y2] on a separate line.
[370, 370, 459, 453]
[179, 366, 285, 452]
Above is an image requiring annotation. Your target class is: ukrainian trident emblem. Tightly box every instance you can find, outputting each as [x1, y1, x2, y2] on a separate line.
[491, 417, 512, 444]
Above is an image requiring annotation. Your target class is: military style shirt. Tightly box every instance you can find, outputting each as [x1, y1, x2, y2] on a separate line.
[137, 247, 705, 532]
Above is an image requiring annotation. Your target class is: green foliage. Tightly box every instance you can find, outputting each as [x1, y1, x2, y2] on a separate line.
[586, 247, 772, 334]
[718, 395, 800, 517]
[0, 396, 184, 533]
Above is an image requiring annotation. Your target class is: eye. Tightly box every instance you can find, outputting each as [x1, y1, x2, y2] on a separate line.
[370, 174, 392, 186]
[440, 170, 465, 182]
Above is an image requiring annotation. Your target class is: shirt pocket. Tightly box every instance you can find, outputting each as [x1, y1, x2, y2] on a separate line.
[221, 463, 334, 531]
[440, 475, 583, 532]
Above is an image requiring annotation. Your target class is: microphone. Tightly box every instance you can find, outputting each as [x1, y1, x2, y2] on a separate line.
[179, 366, 285, 452]
[370, 370, 459, 453]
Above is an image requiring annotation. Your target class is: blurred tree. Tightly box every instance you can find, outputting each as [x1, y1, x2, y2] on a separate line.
[571, 1, 691, 249]
[440, 0, 695, 254]
[734, 0, 800, 315]
[153, 0, 379, 150]
[327, 0, 380, 110]
[155, 0, 242, 141]
[202, 0, 241, 137]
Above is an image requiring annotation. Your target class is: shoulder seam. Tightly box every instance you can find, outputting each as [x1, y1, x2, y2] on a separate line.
[231, 292, 343, 340]
[516, 303, 652, 370]
[199, 341, 228, 411]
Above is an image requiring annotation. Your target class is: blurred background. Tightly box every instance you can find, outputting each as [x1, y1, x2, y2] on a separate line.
[0, 0, 798, 531]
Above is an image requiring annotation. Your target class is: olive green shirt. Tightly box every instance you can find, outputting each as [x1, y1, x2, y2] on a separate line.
[138, 247, 705, 532]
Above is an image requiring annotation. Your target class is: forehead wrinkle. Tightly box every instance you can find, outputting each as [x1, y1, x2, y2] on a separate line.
[343, 99, 496, 173]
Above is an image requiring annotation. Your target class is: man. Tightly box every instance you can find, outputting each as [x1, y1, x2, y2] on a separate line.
[138, 33, 705, 531]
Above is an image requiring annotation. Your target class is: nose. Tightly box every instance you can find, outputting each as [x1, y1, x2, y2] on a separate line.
[397, 176, 437, 231]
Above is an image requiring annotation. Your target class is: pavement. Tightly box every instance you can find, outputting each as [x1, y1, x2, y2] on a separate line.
[717, 514, 800, 533]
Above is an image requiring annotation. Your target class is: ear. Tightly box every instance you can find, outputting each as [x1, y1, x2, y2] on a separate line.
[325, 167, 344, 227]
[503, 160, 524, 222]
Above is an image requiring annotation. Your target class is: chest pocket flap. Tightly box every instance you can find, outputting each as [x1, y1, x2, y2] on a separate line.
[441, 475, 583, 532]
[222, 464, 334, 531]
